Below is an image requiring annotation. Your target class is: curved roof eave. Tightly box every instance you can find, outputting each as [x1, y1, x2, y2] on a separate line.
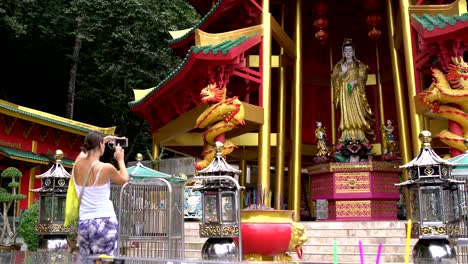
[0, 99, 116, 136]
[411, 12, 468, 40]
[168, 0, 224, 47]
[129, 34, 261, 113]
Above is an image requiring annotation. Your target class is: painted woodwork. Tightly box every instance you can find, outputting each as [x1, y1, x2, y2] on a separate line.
[308, 161, 401, 220]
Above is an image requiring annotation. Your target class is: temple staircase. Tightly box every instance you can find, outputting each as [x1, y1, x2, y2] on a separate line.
[184, 220, 416, 263]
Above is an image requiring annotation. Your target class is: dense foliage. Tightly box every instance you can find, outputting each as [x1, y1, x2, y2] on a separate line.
[0, 0, 200, 161]
[18, 202, 43, 251]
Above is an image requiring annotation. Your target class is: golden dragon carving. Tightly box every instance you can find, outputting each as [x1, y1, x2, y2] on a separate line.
[194, 84, 245, 171]
[418, 56, 468, 153]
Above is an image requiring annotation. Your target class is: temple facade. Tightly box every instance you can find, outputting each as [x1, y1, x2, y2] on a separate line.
[129, 0, 468, 220]
[0, 99, 115, 212]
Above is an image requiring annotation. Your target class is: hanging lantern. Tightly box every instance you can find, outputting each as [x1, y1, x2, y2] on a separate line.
[366, 14, 381, 28]
[315, 30, 328, 46]
[313, 17, 329, 31]
[313, 1, 329, 46]
[364, 0, 380, 11]
[366, 13, 382, 40]
[368, 28, 382, 40]
[314, 1, 328, 16]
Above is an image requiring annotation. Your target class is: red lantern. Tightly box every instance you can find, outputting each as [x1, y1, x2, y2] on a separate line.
[314, 2, 328, 16]
[368, 28, 382, 40]
[315, 30, 328, 46]
[366, 14, 381, 28]
[313, 17, 329, 30]
[364, 0, 380, 11]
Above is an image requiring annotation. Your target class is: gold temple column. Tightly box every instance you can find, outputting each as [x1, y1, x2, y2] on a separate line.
[375, 44, 386, 152]
[329, 41, 336, 145]
[399, 0, 423, 156]
[387, 0, 411, 171]
[289, 0, 302, 221]
[28, 140, 38, 209]
[239, 158, 247, 208]
[258, 0, 272, 201]
[275, 4, 286, 210]
[387, 0, 412, 216]
[152, 133, 160, 170]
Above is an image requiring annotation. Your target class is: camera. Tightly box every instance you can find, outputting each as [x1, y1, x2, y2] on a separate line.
[108, 137, 128, 149]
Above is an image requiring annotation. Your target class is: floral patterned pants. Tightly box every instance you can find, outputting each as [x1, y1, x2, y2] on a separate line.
[77, 216, 118, 259]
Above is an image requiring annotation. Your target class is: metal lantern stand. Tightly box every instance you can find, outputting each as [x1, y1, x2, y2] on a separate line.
[188, 142, 243, 262]
[397, 131, 464, 263]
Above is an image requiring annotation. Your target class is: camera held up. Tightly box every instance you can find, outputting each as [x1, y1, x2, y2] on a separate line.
[108, 137, 128, 149]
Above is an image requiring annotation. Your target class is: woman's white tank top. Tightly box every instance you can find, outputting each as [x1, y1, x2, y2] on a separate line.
[74, 163, 116, 220]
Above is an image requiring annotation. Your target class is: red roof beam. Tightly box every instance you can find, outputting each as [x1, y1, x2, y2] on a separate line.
[233, 67, 262, 84]
[249, 0, 263, 13]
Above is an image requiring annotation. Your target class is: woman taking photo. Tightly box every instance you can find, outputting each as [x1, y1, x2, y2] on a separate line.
[73, 130, 129, 260]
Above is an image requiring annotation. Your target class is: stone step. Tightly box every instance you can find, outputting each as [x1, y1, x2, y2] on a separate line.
[182, 220, 416, 263]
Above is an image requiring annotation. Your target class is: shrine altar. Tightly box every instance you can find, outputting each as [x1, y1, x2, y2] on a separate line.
[308, 161, 401, 221]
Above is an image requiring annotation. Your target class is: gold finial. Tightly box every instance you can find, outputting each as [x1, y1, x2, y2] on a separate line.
[419, 130, 432, 146]
[55, 150, 64, 163]
[215, 141, 224, 156]
[136, 153, 143, 161]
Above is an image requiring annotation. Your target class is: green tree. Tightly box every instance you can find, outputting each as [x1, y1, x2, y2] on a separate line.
[0, 167, 26, 246]
[0, 0, 200, 161]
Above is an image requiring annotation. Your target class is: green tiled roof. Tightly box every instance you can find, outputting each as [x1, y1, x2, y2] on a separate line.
[412, 13, 468, 31]
[129, 35, 255, 107]
[167, 0, 222, 45]
[0, 146, 50, 164]
[448, 151, 468, 169]
[192, 36, 249, 55]
[127, 162, 186, 183]
[0, 100, 115, 136]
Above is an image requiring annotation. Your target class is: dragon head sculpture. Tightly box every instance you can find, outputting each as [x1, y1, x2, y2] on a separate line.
[447, 56, 468, 90]
[200, 83, 226, 104]
[288, 222, 308, 259]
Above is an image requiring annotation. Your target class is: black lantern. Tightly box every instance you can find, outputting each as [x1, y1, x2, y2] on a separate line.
[397, 131, 463, 263]
[31, 149, 73, 255]
[195, 141, 242, 261]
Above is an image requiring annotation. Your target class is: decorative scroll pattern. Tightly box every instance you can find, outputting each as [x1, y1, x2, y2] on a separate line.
[335, 172, 370, 193]
[222, 225, 239, 236]
[336, 201, 371, 218]
[36, 223, 71, 233]
[336, 200, 396, 218]
[199, 224, 221, 237]
[421, 225, 446, 236]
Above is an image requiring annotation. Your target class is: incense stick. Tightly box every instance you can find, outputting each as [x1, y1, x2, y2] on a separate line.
[405, 219, 412, 264]
[359, 240, 364, 264]
[333, 240, 338, 264]
[376, 242, 383, 264]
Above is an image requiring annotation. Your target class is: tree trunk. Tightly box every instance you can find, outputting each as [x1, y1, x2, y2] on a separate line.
[66, 18, 82, 119]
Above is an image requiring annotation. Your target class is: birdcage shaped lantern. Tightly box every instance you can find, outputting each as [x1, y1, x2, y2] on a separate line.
[197, 142, 241, 238]
[116, 153, 186, 259]
[31, 150, 72, 235]
[398, 131, 463, 239]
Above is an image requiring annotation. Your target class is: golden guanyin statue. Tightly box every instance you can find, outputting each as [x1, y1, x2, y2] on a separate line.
[331, 38, 375, 143]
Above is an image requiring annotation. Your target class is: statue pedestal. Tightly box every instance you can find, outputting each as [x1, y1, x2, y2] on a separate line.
[308, 161, 401, 221]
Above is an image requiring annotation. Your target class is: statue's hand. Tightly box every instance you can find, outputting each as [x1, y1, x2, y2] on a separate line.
[341, 64, 348, 74]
